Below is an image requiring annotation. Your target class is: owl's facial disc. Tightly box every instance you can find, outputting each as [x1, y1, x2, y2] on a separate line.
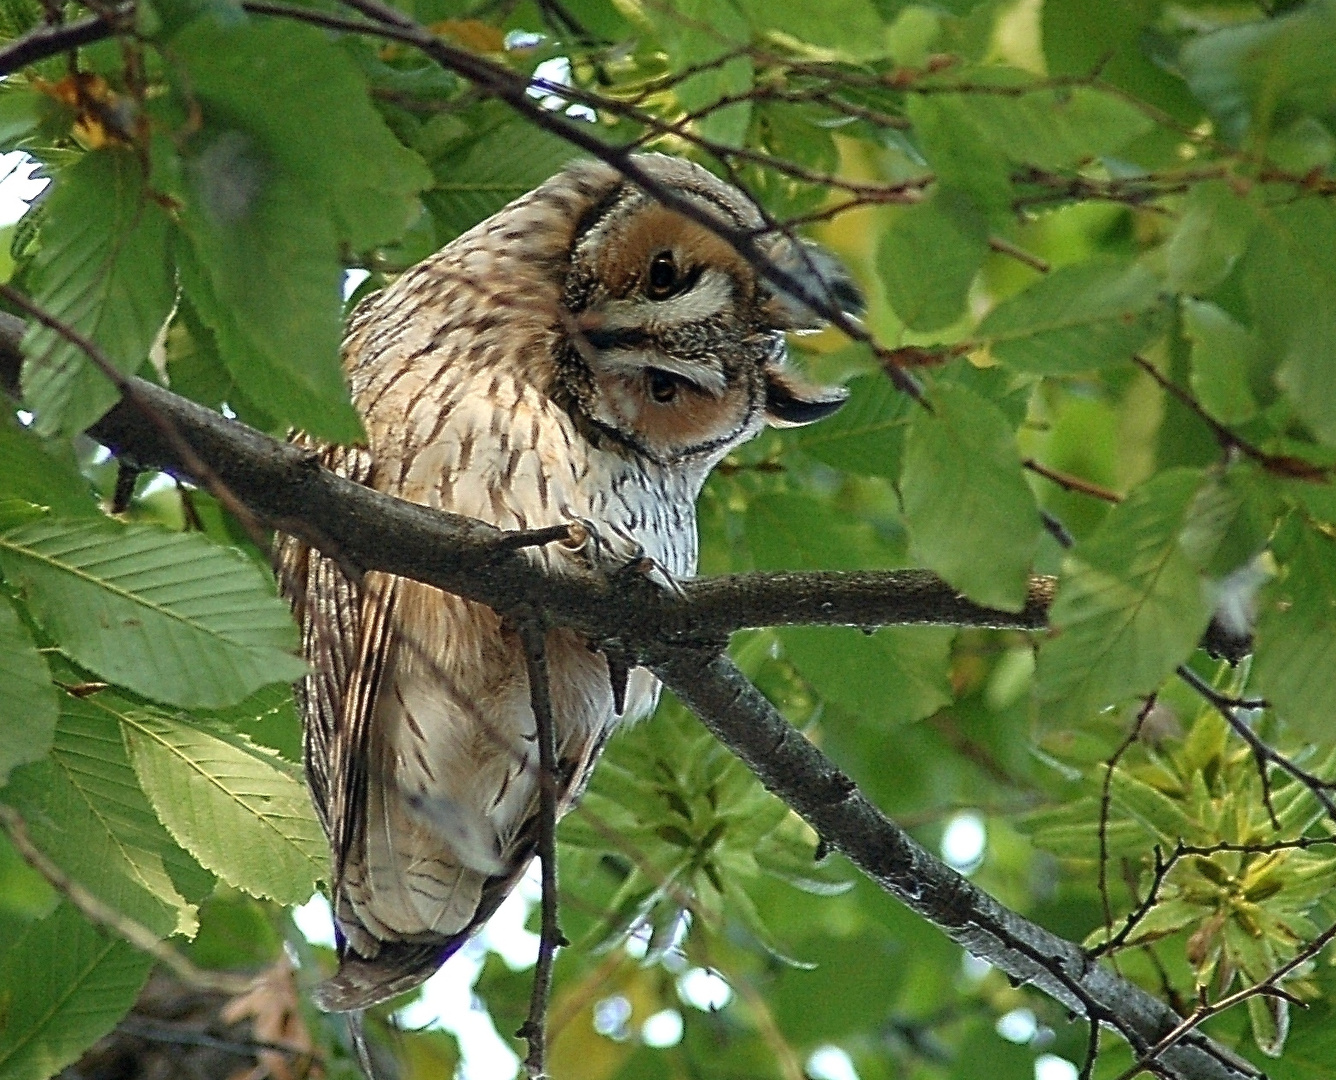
[564, 180, 859, 460]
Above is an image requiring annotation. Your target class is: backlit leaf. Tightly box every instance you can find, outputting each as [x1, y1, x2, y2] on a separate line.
[120, 708, 325, 904]
[901, 381, 1039, 610]
[1037, 469, 1212, 730]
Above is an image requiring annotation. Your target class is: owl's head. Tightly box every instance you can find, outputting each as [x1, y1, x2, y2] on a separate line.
[553, 155, 861, 466]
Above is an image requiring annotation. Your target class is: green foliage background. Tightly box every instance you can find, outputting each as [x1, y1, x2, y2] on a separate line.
[2, 0, 1336, 1077]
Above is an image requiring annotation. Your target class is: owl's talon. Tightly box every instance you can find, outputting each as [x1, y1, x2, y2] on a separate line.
[629, 555, 686, 599]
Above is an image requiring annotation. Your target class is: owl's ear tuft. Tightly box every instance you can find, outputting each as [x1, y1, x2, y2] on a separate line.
[759, 238, 864, 331]
[764, 368, 848, 427]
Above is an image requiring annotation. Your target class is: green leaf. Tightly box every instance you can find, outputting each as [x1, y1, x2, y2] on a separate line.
[1253, 528, 1336, 741]
[978, 258, 1168, 373]
[0, 902, 153, 1080]
[664, 0, 754, 148]
[1180, 467, 1276, 580]
[0, 85, 40, 148]
[0, 412, 99, 518]
[745, 491, 895, 571]
[783, 372, 910, 478]
[422, 113, 578, 241]
[1181, 2, 1336, 143]
[119, 709, 325, 904]
[1106, 767, 1208, 846]
[1162, 180, 1257, 296]
[737, 0, 887, 60]
[1182, 299, 1259, 425]
[173, 160, 361, 443]
[1016, 797, 1147, 860]
[906, 94, 1012, 210]
[1036, 468, 1212, 730]
[780, 626, 954, 726]
[20, 148, 174, 437]
[879, 187, 988, 331]
[0, 517, 307, 709]
[1042, 0, 1201, 129]
[0, 596, 56, 786]
[926, 70, 1154, 170]
[2, 694, 204, 937]
[170, 19, 431, 251]
[1243, 199, 1336, 445]
[900, 381, 1039, 611]
[1083, 897, 1200, 949]
[166, 17, 431, 441]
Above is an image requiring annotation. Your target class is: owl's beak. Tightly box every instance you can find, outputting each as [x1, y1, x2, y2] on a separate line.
[763, 366, 848, 427]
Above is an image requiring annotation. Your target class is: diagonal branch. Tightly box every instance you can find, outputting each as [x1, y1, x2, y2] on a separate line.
[647, 649, 1260, 1080]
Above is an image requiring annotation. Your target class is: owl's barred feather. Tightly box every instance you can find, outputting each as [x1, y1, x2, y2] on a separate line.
[274, 154, 860, 1015]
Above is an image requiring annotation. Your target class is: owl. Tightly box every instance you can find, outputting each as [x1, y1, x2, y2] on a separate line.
[275, 153, 862, 1014]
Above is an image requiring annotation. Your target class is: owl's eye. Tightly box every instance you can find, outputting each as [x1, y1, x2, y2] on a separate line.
[647, 368, 679, 404]
[646, 251, 678, 299]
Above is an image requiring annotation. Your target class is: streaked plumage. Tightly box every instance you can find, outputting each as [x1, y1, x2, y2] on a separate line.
[274, 154, 860, 1013]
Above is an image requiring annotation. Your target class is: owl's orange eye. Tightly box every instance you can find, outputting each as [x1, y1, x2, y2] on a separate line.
[646, 251, 678, 299]
[647, 368, 679, 403]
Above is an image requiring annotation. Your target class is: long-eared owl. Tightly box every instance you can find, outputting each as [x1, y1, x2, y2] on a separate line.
[275, 153, 862, 1011]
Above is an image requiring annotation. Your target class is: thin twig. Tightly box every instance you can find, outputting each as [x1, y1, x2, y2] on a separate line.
[988, 235, 1050, 273]
[1111, 919, 1336, 1080]
[0, 4, 128, 75]
[0, 282, 268, 548]
[1024, 458, 1121, 503]
[1178, 664, 1336, 821]
[1133, 355, 1329, 482]
[516, 617, 562, 1079]
[1097, 695, 1157, 963]
[0, 803, 257, 996]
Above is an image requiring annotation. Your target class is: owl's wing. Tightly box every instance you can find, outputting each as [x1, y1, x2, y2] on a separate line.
[273, 441, 379, 875]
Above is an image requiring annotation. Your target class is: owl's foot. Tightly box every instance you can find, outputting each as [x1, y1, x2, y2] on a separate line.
[563, 518, 685, 598]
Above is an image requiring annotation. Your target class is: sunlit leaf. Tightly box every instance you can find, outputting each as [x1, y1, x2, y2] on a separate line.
[120, 708, 325, 904]
[0, 517, 306, 709]
[1, 693, 205, 937]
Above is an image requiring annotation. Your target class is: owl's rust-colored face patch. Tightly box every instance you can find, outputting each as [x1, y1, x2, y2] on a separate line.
[588, 361, 756, 464]
[562, 191, 856, 463]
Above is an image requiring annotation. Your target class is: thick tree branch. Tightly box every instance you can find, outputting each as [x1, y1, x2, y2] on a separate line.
[0, 312, 1057, 647]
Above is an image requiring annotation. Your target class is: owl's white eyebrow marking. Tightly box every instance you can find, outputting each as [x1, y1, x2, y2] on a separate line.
[594, 349, 728, 396]
[599, 269, 734, 333]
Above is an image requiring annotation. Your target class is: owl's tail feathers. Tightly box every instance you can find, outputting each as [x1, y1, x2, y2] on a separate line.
[313, 938, 457, 1013]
